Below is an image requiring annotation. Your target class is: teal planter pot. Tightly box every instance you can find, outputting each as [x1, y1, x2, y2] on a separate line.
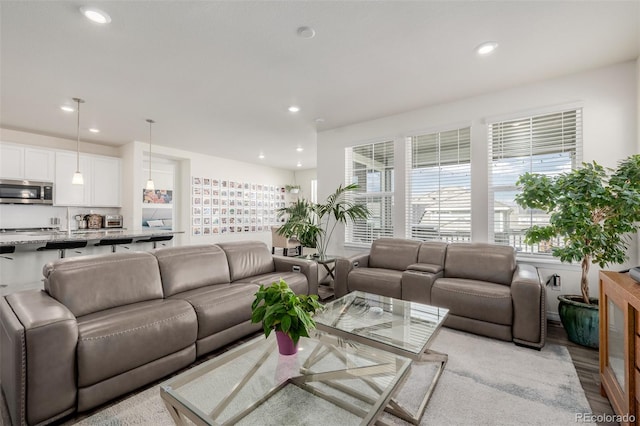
[558, 295, 599, 349]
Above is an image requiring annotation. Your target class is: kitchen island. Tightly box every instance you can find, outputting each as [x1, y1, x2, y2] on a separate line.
[0, 229, 184, 295]
[0, 228, 183, 246]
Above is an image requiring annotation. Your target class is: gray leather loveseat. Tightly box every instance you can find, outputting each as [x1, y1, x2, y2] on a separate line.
[0, 241, 317, 426]
[335, 238, 545, 349]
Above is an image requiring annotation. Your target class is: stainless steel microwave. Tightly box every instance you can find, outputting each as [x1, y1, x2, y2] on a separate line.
[0, 179, 54, 205]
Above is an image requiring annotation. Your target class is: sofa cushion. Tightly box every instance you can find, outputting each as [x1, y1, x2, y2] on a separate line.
[170, 283, 259, 340]
[348, 268, 402, 299]
[431, 278, 513, 325]
[444, 243, 516, 286]
[417, 241, 448, 266]
[153, 244, 231, 297]
[44, 252, 163, 317]
[218, 241, 275, 282]
[76, 299, 197, 387]
[235, 271, 309, 295]
[369, 238, 421, 271]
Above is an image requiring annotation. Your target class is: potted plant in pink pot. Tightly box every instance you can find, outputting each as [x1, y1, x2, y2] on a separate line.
[251, 279, 323, 355]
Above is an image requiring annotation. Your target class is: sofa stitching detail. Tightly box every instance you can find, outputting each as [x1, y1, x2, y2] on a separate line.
[50, 256, 156, 273]
[19, 323, 25, 425]
[79, 311, 192, 341]
[435, 287, 511, 299]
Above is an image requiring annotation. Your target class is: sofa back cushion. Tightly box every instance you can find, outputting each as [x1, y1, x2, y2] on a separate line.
[44, 252, 163, 317]
[218, 241, 274, 282]
[153, 244, 231, 297]
[417, 241, 448, 266]
[444, 243, 516, 286]
[369, 238, 421, 271]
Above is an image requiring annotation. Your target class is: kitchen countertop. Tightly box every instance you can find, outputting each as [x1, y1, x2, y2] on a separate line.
[0, 229, 184, 246]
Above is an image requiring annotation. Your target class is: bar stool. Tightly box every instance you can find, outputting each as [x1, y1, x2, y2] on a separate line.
[135, 235, 173, 249]
[37, 241, 87, 259]
[95, 238, 133, 253]
[1, 245, 15, 260]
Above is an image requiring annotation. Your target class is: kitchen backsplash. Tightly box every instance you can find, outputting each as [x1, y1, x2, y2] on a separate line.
[0, 205, 120, 230]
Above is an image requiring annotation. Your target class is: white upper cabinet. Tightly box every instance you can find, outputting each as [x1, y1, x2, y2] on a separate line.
[91, 156, 121, 207]
[54, 152, 121, 207]
[0, 143, 54, 181]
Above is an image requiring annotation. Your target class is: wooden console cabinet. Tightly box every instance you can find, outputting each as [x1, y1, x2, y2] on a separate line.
[600, 271, 640, 424]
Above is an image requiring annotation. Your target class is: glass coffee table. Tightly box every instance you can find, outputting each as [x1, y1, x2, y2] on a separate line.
[313, 291, 449, 424]
[160, 329, 411, 425]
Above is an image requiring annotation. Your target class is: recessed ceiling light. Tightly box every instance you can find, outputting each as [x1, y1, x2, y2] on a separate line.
[80, 7, 112, 24]
[296, 162, 302, 168]
[88, 128, 100, 133]
[297, 26, 316, 39]
[60, 105, 75, 112]
[476, 41, 498, 56]
[288, 106, 300, 113]
[296, 147, 303, 152]
[258, 153, 265, 159]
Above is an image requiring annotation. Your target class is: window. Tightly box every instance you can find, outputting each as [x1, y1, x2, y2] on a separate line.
[345, 140, 394, 246]
[406, 127, 471, 242]
[488, 108, 582, 254]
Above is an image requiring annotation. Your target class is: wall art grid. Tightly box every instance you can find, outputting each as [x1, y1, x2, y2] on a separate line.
[191, 177, 286, 236]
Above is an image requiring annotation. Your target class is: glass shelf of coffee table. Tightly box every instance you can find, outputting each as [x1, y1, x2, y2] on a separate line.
[160, 329, 411, 426]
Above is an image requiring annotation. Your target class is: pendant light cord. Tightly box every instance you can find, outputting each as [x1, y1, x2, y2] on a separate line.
[73, 97, 84, 171]
[147, 119, 155, 183]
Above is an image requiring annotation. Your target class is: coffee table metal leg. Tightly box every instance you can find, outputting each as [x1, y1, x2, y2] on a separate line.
[384, 349, 448, 425]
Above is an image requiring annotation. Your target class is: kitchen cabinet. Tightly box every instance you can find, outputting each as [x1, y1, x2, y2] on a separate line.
[55, 152, 121, 207]
[0, 143, 55, 181]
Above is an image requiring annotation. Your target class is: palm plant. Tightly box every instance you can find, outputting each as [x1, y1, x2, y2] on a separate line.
[276, 199, 321, 248]
[315, 184, 370, 257]
[277, 184, 370, 256]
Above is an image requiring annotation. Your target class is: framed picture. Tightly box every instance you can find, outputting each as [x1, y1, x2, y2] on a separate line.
[192, 177, 202, 186]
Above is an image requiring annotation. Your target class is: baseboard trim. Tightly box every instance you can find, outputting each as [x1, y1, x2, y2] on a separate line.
[547, 312, 560, 322]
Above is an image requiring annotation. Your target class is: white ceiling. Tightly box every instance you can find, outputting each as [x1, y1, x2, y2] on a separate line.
[1, 1, 638, 170]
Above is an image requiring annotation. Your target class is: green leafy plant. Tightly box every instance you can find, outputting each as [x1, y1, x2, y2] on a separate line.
[276, 198, 322, 248]
[251, 279, 323, 345]
[515, 155, 640, 304]
[285, 184, 301, 193]
[277, 184, 370, 256]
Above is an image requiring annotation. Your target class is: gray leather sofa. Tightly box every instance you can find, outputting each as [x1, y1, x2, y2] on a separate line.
[335, 238, 545, 349]
[0, 241, 317, 426]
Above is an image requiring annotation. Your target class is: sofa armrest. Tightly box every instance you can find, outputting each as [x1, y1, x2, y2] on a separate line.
[335, 253, 370, 299]
[406, 263, 443, 274]
[511, 264, 546, 349]
[273, 257, 319, 296]
[1, 291, 78, 426]
[401, 270, 443, 305]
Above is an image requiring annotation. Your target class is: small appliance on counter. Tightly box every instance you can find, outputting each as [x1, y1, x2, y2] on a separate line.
[85, 214, 103, 229]
[104, 215, 124, 228]
[75, 215, 87, 229]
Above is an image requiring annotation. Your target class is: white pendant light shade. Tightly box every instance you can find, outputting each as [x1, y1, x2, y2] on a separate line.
[146, 119, 155, 191]
[72, 172, 84, 185]
[72, 97, 85, 185]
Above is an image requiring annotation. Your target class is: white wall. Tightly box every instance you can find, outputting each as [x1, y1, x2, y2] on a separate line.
[119, 141, 295, 248]
[293, 168, 317, 200]
[318, 60, 638, 319]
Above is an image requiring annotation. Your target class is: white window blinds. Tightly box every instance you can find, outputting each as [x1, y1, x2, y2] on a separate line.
[488, 108, 582, 254]
[406, 127, 471, 242]
[345, 140, 394, 246]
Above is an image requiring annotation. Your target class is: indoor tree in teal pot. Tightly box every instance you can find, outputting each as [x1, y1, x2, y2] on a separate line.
[515, 155, 640, 348]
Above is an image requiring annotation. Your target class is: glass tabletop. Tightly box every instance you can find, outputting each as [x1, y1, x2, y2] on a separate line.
[295, 253, 338, 263]
[314, 291, 449, 360]
[160, 329, 411, 426]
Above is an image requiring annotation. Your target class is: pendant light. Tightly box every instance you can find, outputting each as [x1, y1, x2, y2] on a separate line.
[71, 97, 85, 185]
[145, 119, 155, 191]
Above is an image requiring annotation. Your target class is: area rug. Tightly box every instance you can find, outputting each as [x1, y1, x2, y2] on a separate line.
[62, 328, 592, 426]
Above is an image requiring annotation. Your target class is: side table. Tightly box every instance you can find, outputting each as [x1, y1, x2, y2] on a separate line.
[296, 253, 338, 300]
